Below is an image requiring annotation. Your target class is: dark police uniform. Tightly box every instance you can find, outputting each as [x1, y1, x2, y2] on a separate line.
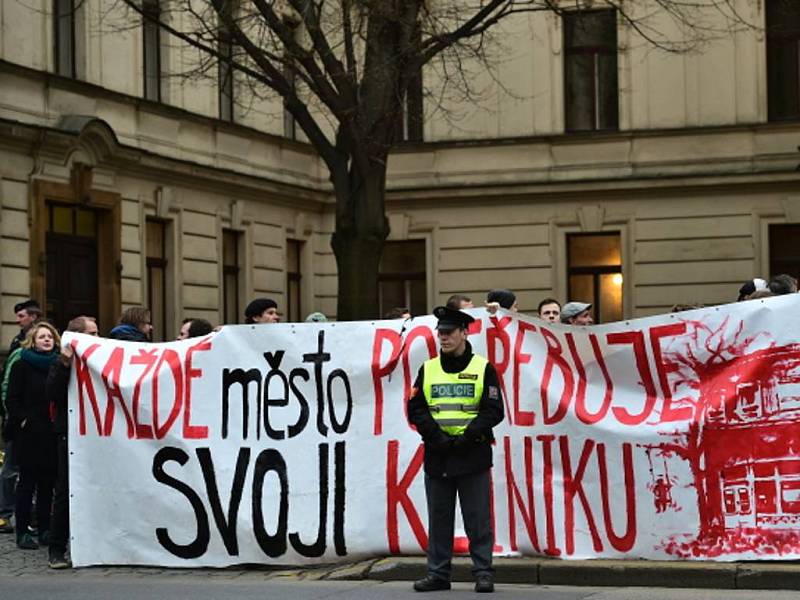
[407, 306, 504, 592]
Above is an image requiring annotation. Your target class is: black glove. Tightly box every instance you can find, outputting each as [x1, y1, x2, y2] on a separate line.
[452, 435, 472, 454]
[464, 425, 488, 445]
[428, 431, 455, 452]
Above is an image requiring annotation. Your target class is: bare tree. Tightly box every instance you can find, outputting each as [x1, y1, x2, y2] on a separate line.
[111, 0, 757, 319]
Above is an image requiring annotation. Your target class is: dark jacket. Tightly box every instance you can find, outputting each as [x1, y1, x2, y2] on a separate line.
[0, 330, 26, 421]
[8, 330, 25, 355]
[5, 351, 58, 469]
[407, 341, 504, 477]
[46, 360, 71, 436]
[109, 324, 149, 342]
[6, 352, 58, 435]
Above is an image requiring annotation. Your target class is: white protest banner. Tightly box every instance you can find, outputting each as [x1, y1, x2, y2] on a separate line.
[67, 294, 800, 566]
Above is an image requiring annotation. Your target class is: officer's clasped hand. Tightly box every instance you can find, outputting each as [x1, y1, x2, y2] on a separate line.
[452, 435, 471, 454]
[429, 431, 454, 452]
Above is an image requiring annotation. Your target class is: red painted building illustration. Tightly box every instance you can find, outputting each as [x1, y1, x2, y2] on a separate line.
[658, 318, 800, 557]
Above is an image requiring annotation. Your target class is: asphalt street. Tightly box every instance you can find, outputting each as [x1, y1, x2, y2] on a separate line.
[2, 533, 800, 599]
[4, 577, 800, 600]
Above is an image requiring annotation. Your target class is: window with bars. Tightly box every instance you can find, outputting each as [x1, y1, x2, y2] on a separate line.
[379, 240, 427, 317]
[143, 0, 162, 102]
[567, 232, 623, 324]
[54, 0, 76, 78]
[767, 0, 800, 121]
[222, 229, 241, 324]
[286, 239, 303, 322]
[146, 219, 168, 341]
[563, 9, 619, 132]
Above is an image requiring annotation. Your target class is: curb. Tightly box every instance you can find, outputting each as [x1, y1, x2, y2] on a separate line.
[352, 557, 800, 590]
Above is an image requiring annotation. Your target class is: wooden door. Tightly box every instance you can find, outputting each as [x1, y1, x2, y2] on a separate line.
[45, 204, 99, 333]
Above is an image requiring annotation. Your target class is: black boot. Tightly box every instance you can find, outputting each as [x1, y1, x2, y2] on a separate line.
[413, 575, 451, 592]
[48, 547, 71, 570]
[475, 574, 494, 593]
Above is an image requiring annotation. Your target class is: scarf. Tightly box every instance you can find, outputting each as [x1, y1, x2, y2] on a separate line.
[20, 348, 59, 372]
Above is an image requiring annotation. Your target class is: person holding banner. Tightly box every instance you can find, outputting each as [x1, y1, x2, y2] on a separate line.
[5, 322, 61, 550]
[244, 298, 281, 324]
[46, 316, 98, 569]
[408, 306, 504, 594]
[109, 307, 153, 342]
[0, 299, 42, 535]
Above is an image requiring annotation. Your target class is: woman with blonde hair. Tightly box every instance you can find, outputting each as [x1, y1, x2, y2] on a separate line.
[5, 321, 60, 549]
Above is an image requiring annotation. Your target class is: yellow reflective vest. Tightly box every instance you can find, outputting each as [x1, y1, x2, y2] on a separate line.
[422, 354, 487, 436]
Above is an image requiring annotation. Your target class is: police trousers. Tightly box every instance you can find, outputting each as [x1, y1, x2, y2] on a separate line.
[424, 470, 493, 581]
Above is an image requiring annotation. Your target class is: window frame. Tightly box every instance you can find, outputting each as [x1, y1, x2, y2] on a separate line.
[563, 8, 619, 133]
[54, 0, 76, 78]
[222, 228, 241, 325]
[766, 0, 800, 122]
[142, 0, 162, 102]
[217, 2, 234, 123]
[566, 231, 622, 323]
[378, 239, 427, 316]
[145, 218, 168, 342]
[768, 223, 800, 280]
[286, 239, 303, 322]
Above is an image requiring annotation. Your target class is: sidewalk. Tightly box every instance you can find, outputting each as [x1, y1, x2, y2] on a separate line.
[3, 526, 799, 591]
[326, 556, 800, 591]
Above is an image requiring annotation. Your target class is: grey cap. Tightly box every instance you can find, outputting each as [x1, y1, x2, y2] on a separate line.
[305, 312, 328, 323]
[560, 302, 592, 323]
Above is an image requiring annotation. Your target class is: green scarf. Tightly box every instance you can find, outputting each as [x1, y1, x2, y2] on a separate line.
[20, 348, 59, 372]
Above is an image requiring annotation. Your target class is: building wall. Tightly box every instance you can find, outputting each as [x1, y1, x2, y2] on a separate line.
[0, 1, 798, 344]
[0, 1, 770, 141]
[382, 184, 800, 318]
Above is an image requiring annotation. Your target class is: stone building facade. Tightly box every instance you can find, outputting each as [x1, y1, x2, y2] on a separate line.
[0, 1, 799, 343]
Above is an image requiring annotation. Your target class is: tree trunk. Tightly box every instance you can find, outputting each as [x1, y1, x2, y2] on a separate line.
[331, 165, 390, 321]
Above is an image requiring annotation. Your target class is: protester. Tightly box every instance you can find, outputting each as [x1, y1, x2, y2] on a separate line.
[671, 303, 705, 313]
[244, 298, 280, 324]
[109, 307, 153, 342]
[486, 289, 517, 312]
[446, 294, 474, 310]
[737, 278, 768, 301]
[5, 322, 61, 550]
[748, 289, 775, 300]
[46, 316, 97, 568]
[187, 319, 214, 337]
[385, 307, 411, 319]
[408, 306, 504, 594]
[768, 274, 798, 295]
[561, 302, 594, 325]
[0, 300, 40, 535]
[305, 312, 328, 323]
[178, 318, 214, 339]
[537, 298, 561, 323]
[9, 300, 42, 355]
[177, 318, 193, 340]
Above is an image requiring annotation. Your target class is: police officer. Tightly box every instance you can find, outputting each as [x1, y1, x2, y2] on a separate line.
[408, 306, 504, 593]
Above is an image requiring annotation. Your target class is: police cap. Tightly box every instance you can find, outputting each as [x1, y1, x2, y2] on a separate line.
[433, 305, 474, 332]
